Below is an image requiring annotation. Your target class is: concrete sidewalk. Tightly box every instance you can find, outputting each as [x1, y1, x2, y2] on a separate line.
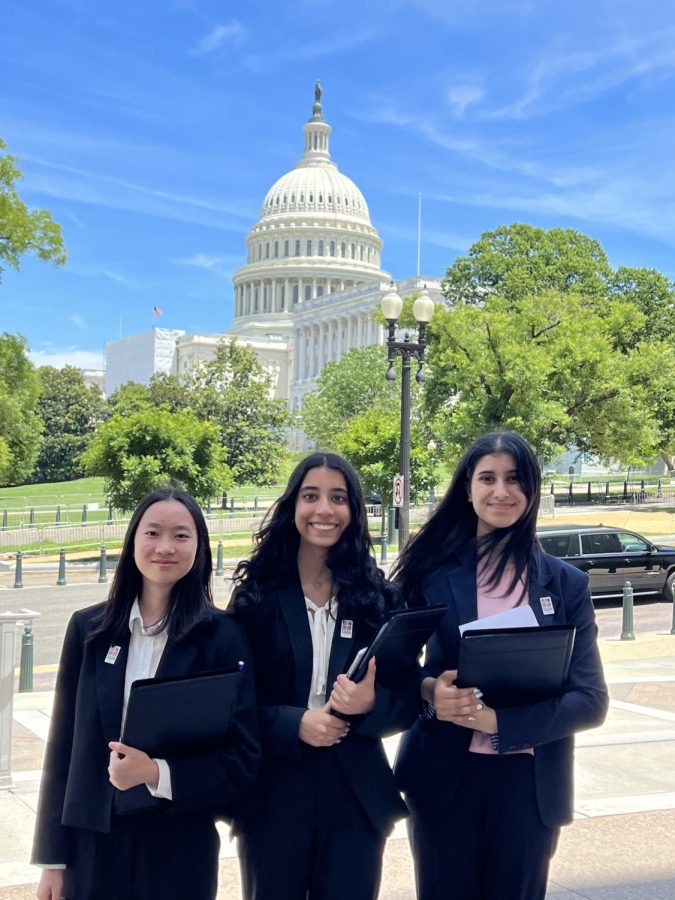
[2, 632, 675, 899]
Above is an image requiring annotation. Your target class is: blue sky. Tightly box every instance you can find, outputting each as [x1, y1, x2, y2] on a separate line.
[3, 0, 675, 370]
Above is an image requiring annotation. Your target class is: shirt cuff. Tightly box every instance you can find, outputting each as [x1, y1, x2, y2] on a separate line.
[36, 864, 67, 869]
[146, 758, 172, 799]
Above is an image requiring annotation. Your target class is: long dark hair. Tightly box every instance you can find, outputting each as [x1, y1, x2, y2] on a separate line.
[393, 431, 541, 606]
[90, 487, 214, 643]
[231, 452, 397, 624]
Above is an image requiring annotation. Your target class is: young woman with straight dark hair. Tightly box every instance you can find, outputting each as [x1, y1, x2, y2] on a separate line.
[229, 452, 418, 900]
[393, 431, 609, 900]
[33, 487, 260, 900]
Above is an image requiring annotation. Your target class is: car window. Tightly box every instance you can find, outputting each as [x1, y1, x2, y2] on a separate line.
[580, 532, 622, 554]
[616, 532, 650, 552]
[539, 534, 576, 557]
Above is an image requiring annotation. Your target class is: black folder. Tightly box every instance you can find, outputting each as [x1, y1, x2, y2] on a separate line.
[114, 668, 242, 815]
[346, 606, 448, 686]
[456, 624, 576, 707]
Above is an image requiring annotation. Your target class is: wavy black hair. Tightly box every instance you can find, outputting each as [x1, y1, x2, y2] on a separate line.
[393, 431, 541, 606]
[90, 487, 214, 643]
[231, 452, 397, 625]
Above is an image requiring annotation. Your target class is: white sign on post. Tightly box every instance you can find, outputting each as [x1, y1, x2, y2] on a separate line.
[393, 474, 404, 508]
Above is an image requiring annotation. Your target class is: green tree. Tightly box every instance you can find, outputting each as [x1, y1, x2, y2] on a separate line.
[0, 138, 66, 280]
[334, 407, 437, 505]
[609, 266, 675, 346]
[82, 408, 231, 511]
[0, 332, 42, 485]
[184, 339, 288, 485]
[32, 365, 107, 482]
[301, 345, 398, 449]
[425, 293, 655, 465]
[442, 223, 611, 308]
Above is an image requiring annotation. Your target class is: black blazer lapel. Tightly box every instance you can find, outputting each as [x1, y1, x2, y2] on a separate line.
[445, 558, 478, 626]
[529, 550, 565, 626]
[279, 582, 313, 705]
[155, 633, 199, 678]
[96, 636, 130, 742]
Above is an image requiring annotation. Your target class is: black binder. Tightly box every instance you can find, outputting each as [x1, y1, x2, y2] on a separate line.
[346, 606, 448, 686]
[456, 624, 576, 707]
[114, 668, 242, 815]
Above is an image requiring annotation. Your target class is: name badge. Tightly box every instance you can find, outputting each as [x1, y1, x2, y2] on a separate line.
[539, 596, 554, 616]
[105, 645, 122, 665]
[340, 619, 353, 639]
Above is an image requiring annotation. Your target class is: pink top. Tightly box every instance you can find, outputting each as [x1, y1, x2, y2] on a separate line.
[468, 562, 534, 756]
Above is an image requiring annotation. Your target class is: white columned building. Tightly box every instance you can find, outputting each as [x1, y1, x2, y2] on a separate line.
[104, 84, 443, 413]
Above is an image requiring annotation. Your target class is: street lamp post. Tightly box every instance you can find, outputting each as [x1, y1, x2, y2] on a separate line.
[381, 284, 435, 552]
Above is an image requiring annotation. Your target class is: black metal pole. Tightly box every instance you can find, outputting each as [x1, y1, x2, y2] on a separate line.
[399, 349, 411, 552]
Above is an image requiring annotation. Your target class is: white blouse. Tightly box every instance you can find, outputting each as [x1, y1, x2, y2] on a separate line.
[305, 595, 338, 709]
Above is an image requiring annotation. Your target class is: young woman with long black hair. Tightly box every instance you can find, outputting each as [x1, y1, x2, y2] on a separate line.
[229, 452, 418, 900]
[33, 487, 260, 900]
[393, 431, 608, 900]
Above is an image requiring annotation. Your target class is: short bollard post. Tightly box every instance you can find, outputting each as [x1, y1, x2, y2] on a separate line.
[379, 532, 387, 565]
[19, 624, 34, 692]
[215, 540, 224, 577]
[57, 548, 67, 586]
[81, 504, 87, 525]
[620, 581, 635, 641]
[108, 502, 113, 524]
[254, 496, 259, 512]
[98, 545, 108, 584]
[55, 504, 61, 524]
[2, 509, 7, 530]
[29, 507, 35, 527]
[14, 552, 23, 589]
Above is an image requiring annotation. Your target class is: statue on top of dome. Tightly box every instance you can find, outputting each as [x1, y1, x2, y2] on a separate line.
[315, 80, 322, 103]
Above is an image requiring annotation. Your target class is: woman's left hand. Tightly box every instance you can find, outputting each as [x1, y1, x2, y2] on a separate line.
[108, 741, 159, 791]
[329, 657, 376, 716]
[447, 703, 498, 734]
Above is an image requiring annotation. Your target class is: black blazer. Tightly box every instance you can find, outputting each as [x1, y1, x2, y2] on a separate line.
[32, 603, 260, 866]
[230, 578, 420, 835]
[394, 547, 609, 828]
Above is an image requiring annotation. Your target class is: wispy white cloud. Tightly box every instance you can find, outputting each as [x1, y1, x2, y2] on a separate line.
[175, 252, 238, 275]
[70, 314, 86, 331]
[190, 20, 246, 56]
[244, 28, 378, 71]
[30, 347, 104, 370]
[446, 85, 484, 118]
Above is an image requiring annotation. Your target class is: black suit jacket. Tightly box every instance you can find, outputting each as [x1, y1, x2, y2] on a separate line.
[230, 578, 420, 835]
[32, 603, 260, 866]
[394, 547, 609, 828]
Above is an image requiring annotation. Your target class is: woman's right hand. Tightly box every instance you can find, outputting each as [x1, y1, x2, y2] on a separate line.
[37, 868, 64, 900]
[299, 703, 350, 746]
[424, 670, 483, 722]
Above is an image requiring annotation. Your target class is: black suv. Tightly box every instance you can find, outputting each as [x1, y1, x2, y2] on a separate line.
[536, 525, 675, 602]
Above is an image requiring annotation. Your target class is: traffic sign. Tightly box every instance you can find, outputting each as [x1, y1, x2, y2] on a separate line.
[393, 474, 404, 508]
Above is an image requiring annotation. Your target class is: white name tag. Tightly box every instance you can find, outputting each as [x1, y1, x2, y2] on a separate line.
[105, 645, 121, 665]
[539, 596, 554, 616]
[340, 619, 353, 639]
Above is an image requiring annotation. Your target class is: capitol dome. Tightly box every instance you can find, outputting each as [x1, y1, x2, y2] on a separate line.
[231, 83, 387, 336]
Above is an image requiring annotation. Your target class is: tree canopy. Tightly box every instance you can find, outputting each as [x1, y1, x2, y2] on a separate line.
[0, 138, 66, 281]
[32, 365, 107, 483]
[82, 408, 230, 511]
[184, 340, 289, 486]
[0, 332, 43, 485]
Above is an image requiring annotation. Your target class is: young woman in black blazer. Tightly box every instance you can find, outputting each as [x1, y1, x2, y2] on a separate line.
[393, 431, 609, 900]
[33, 487, 260, 900]
[229, 452, 419, 900]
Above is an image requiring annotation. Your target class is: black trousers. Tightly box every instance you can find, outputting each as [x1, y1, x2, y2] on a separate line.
[407, 753, 560, 900]
[63, 812, 220, 900]
[238, 750, 386, 900]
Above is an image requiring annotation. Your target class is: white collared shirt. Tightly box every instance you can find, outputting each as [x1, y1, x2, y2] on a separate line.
[124, 599, 172, 798]
[305, 595, 338, 709]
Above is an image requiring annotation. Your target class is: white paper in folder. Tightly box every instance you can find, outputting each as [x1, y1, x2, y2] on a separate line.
[459, 603, 539, 636]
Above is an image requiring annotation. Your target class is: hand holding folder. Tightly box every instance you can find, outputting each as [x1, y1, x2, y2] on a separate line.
[114, 668, 243, 814]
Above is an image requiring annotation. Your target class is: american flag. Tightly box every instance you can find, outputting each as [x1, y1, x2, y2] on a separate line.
[152, 305, 163, 317]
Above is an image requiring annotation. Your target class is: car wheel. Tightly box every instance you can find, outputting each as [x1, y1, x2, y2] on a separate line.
[662, 570, 675, 603]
